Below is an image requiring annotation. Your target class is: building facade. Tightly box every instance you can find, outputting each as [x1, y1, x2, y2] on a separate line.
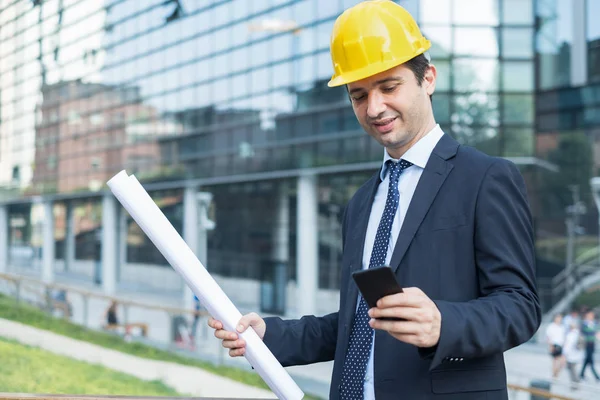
[0, 0, 595, 315]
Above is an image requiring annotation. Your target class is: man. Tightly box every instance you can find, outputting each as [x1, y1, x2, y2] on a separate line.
[580, 310, 600, 381]
[208, 1, 541, 399]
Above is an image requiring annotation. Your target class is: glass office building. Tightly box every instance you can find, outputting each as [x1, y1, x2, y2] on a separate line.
[1, 0, 590, 315]
[534, 0, 600, 308]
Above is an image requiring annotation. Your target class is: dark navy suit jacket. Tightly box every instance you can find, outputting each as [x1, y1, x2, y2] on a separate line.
[263, 134, 541, 399]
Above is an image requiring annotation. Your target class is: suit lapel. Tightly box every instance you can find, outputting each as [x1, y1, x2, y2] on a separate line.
[389, 134, 459, 272]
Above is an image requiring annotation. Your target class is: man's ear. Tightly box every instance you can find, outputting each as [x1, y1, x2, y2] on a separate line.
[424, 64, 437, 96]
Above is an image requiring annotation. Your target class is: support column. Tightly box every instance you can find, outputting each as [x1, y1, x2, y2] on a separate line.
[0, 206, 8, 274]
[272, 183, 289, 316]
[182, 186, 198, 311]
[571, 0, 587, 86]
[64, 202, 75, 272]
[118, 207, 127, 283]
[296, 173, 318, 317]
[42, 201, 54, 283]
[101, 194, 117, 295]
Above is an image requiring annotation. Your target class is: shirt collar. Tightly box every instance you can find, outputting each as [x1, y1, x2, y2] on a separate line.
[380, 124, 445, 181]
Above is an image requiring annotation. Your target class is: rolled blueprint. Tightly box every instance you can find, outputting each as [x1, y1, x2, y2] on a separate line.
[107, 170, 304, 400]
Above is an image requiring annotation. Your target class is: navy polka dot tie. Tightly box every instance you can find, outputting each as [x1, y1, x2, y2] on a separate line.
[339, 159, 413, 399]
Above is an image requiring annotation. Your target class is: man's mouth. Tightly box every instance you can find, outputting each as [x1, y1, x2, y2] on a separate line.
[372, 117, 397, 132]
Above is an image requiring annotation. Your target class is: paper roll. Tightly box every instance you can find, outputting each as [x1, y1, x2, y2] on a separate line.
[107, 170, 304, 400]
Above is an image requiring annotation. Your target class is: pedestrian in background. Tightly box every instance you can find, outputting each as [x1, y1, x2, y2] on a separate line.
[546, 313, 566, 379]
[563, 321, 583, 390]
[580, 310, 600, 382]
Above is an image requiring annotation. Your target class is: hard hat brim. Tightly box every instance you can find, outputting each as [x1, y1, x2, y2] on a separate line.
[327, 46, 430, 88]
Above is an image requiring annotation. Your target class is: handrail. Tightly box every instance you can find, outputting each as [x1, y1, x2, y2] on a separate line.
[0, 272, 209, 318]
[507, 383, 575, 400]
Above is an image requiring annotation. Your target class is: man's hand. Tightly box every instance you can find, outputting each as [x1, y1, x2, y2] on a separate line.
[367, 287, 441, 348]
[207, 312, 266, 357]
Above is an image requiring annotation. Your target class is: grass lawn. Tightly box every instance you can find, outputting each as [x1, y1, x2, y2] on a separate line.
[0, 293, 271, 390]
[0, 337, 179, 396]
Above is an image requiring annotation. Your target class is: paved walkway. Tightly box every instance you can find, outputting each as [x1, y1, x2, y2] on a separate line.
[0, 318, 276, 399]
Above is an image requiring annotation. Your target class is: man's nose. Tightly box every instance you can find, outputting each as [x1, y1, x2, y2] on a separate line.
[366, 91, 386, 119]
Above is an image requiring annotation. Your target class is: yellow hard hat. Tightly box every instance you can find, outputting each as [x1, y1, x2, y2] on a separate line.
[327, 0, 431, 87]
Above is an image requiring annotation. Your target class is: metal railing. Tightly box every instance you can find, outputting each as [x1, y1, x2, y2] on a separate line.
[507, 384, 575, 400]
[0, 271, 215, 356]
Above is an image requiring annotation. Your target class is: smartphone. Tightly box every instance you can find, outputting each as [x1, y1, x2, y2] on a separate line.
[352, 266, 404, 319]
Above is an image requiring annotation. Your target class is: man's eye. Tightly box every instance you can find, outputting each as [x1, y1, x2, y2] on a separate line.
[382, 86, 397, 92]
[352, 94, 365, 102]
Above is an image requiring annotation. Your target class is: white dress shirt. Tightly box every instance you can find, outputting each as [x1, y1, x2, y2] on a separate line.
[359, 124, 444, 399]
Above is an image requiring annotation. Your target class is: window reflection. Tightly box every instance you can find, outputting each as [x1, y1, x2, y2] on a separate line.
[502, 62, 533, 92]
[454, 28, 498, 57]
[453, 59, 499, 92]
[453, 0, 498, 25]
[536, 0, 573, 89]
[503, 128, 533, 157]
[432, 94, 450, 124]
[420, 0, 451, 24]
[432, 60, 450, 91]
[588, 0, 600, 82]
[502, 28, 533, 59]
[503, 94, 534, 124]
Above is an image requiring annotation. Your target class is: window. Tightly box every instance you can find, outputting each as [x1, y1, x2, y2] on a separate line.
[502, 128, 533, 157]
[502, 28, 533, 59]
[454, 28, 498, 57]
[502, 0, 533, 24]
[68, 110, 81, 125]
[536, 0, 573, 89]
[588, 0, 600, 82]
[503, 94, 534, 124]
[420, 0, 451, 24]
[502, 62, 534, 92]
[453, 0, 498, 25]
[90, 113, 103, 125]
[453, 59, 499, 92]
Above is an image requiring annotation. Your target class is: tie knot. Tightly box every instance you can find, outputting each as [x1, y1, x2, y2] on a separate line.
[386, 159, 413, 182]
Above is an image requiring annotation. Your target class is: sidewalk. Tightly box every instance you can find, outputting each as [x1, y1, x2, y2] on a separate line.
[0, 318, 276, 399]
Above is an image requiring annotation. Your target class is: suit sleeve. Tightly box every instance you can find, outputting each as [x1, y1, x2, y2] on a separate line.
[262, 312, 338, 366]
[429, 159, 541, 370]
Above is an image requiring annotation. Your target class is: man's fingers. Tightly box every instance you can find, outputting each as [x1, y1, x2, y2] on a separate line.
[237, 312, 262, 332]
[369, 306, 424, 321]
[376, 291, 425, 308]
[221, 338, 246, 349]
[207, 317, 223, 330]
[369, 319, 421, 334]
[229, 347, 246, 357]
[213, 328, 238, 341]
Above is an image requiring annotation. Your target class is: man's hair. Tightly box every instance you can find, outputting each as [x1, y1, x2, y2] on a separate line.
[404, 54, 430, 86]
[405, 53, 432, 100]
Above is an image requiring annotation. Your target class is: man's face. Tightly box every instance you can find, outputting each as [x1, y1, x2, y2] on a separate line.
[346, 63, 436, 158]
[586, 311, 595, 321]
